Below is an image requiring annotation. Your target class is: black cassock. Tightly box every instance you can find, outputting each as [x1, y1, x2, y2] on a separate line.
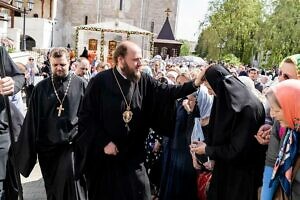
[76, 68, 196, 200]
[16, 74, 87, 200]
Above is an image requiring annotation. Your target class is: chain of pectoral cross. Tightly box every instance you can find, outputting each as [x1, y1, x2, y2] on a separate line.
[51, 74, 73, 117]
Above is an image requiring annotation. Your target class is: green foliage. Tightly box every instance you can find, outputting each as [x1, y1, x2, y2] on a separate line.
[195, 0, 299, 68]
[196, 0, 263, 64]
[180, 40, 191, 56]
[7, 47, 15, 53]
[260, 0, 300, 66]
[222, 53, 241, 65]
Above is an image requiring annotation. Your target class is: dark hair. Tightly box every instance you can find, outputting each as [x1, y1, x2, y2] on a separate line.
[158, 77, 168, 84]
[113, 43, 128, 65]
[248, 68, 259, 73]
[50, 47, 70, 61]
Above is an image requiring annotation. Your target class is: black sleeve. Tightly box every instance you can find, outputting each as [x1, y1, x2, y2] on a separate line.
[16, 87, 38, 177]
[75, 78, 110, 177]
[12, 74, 25, 94]
[0, 46, 25, 94]
[147, 75, 197, 100]
[145, 75, 197, 137]
[205, 107, 262, 162]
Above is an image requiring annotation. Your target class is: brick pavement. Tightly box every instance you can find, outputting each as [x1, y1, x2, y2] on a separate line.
[21, 163, 47, 200]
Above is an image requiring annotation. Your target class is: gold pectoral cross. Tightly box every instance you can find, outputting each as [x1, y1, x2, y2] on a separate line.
[57, 104, 64, 117]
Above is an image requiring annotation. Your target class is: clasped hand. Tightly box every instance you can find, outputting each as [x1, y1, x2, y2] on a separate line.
[254, 124, 272, 145]
[0, 77, 14, 95]
[190, 141, 206, 155]
[104, 141, 119, 156]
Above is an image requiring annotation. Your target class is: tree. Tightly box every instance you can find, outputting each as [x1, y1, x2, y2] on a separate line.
[195, 0, 300, 68]
[196, 0, 263, 64]
[180, 40, 191, 56]
[260, 0, 300, 67]
[222, 53, 241, 65]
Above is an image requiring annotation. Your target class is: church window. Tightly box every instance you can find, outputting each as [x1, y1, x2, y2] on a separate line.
[172, 48, 178, 57]
[161, 47, 168, 58]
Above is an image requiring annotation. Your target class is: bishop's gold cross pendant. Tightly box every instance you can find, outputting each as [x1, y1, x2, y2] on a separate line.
[57, 104, 64, 117]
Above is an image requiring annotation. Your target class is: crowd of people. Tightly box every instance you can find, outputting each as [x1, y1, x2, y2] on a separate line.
[0, 41, 299, 200]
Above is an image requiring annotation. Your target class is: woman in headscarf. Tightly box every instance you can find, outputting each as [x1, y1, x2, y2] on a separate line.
[191, 85, 213, 200]
[190, 64, 266, 200]
[265, 79, 300, 199]
[259, 54, 300, 200]
[159, 73, 198, 200]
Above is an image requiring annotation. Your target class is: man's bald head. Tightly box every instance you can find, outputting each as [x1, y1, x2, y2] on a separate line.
[75, 57, 90, 77]
[113, 41, 141, 65]
[113, 41, 142, 82]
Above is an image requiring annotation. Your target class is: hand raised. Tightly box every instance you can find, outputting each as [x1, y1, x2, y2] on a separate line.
[104, 141, 119, 156]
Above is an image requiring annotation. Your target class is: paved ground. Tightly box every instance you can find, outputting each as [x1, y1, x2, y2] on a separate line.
[21, 163, 46, 200]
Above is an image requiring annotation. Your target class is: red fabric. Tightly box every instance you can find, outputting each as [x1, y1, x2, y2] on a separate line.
[197, 171, 212, 200]
[272, 79, 300, 131]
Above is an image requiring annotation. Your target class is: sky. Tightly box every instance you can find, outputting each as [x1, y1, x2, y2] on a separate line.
[176, 0, 209, 42]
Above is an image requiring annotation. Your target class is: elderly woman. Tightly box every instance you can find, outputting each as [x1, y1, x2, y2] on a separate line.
[190, 64, 266, 200]
[259, 54, 300, 200]
[263, 80, 300, 199]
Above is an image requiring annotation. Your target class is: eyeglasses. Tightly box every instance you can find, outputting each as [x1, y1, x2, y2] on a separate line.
[80, 68, 88, 71]
[29, 58, 34, 61]
[278, 70, 290, 80]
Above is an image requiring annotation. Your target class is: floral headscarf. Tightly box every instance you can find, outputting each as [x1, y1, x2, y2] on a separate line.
[272, 79, 300, 130]
[269, 79, 300, 196]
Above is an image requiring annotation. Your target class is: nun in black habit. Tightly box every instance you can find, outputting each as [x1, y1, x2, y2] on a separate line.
[190, 64, 266, 200]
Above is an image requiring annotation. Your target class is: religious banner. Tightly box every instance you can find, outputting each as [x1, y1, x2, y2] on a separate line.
[88, 39, 97, 50]
[107, 40, 117, 65]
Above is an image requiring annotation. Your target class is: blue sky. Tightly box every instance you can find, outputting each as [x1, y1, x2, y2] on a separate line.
[176, 0, 209, 41]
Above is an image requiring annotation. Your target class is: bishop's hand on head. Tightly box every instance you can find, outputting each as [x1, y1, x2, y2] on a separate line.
[194, 65, 210, 88]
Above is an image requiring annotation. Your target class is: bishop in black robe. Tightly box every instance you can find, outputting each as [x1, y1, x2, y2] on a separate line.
[75, 67, 197, 200]
[17, 73, 87, 200]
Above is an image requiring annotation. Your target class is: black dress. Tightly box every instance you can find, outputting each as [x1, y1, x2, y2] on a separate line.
[203, 65, 266, 200]
[159, 99, 198, 200]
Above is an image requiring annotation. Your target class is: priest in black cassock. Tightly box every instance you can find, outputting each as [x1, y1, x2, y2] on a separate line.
[75, 41, 205, 200]
[17, 47, 88, 200]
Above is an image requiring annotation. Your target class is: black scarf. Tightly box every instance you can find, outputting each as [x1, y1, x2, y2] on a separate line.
[204, 64, 260, 146]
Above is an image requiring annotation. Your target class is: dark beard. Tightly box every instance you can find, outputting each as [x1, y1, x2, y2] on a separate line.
[123, 62, 141, 82]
